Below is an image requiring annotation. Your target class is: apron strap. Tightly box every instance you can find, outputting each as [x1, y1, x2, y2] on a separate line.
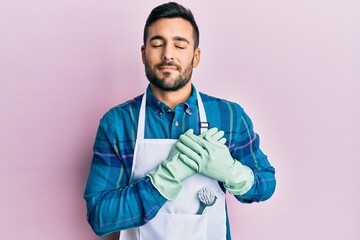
[196, 91, 208, 134]
[137, 91, 147, 140]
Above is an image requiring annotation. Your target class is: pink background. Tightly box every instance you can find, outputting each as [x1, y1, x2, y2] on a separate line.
[1, 0, 359, 239]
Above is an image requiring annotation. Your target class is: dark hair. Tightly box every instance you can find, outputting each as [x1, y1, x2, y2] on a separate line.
[143, 2, 200, 49]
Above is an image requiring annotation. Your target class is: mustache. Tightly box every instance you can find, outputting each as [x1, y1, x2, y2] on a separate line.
[156, 61, 181, 70]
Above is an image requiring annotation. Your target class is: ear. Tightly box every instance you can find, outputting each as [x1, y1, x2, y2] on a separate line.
[141, 45, 146, 64]
[193, 48, 201, 68]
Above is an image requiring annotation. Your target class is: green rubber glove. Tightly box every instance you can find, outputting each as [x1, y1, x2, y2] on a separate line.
[147, 128, 226, 201]
[200, 127, 227, 145]
[176, 130, 254, 195]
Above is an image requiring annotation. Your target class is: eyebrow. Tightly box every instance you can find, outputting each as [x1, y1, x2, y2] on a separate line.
[149, 35, 165, 42]
[173, 36, 190, 44]
[149, 35, 190, 44]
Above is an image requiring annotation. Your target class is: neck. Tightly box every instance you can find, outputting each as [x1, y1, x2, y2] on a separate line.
[150, 82, 192, 109]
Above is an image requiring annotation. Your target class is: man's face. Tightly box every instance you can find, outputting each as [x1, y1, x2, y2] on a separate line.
[141, 18, 200, 92]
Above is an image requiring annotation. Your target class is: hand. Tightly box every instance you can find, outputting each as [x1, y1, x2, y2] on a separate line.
[176, 130, 233, 182]
[176, 129, 254, 195]
[146, 128, 227, 201]
[200, 127, 227, 145]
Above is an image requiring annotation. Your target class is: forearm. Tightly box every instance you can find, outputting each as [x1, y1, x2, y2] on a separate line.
[231, 110, 276, 203]
[84, 119, 168, 236]
[234, 167, 276, 203]
[85, 177, 167, 236]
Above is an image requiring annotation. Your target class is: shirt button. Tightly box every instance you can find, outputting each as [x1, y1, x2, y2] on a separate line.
[174, 121, 179, 127]
[167, 109, 172, 113]
[159, 112, 163, 116]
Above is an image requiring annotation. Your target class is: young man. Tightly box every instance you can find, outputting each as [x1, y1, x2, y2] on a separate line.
[84, 2, 276, 240]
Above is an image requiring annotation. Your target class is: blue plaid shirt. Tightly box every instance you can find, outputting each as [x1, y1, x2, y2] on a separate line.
[84, 85, 276, 238]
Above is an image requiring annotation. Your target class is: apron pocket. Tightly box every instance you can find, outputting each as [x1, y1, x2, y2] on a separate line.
[140, 212, 208, 240]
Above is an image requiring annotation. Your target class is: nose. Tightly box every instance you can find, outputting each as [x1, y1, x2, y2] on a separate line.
[161, 45, 174, 62]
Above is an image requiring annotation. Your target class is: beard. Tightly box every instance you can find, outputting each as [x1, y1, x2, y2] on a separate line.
[145, 59, 194, 92]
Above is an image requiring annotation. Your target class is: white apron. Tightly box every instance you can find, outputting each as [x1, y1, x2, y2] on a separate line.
[120, 90, 226, 240]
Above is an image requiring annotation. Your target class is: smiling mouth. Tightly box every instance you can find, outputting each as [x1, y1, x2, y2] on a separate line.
[158, 66, 177, 71]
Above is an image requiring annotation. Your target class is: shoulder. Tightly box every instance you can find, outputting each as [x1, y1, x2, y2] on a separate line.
[100, 94, 143, 129]
[199, 92, 244, 115]
[199, 92, 256, 135]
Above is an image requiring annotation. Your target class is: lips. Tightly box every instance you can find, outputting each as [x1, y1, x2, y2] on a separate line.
[157, 62, 180, 72]
[159, 66, 177, 71]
